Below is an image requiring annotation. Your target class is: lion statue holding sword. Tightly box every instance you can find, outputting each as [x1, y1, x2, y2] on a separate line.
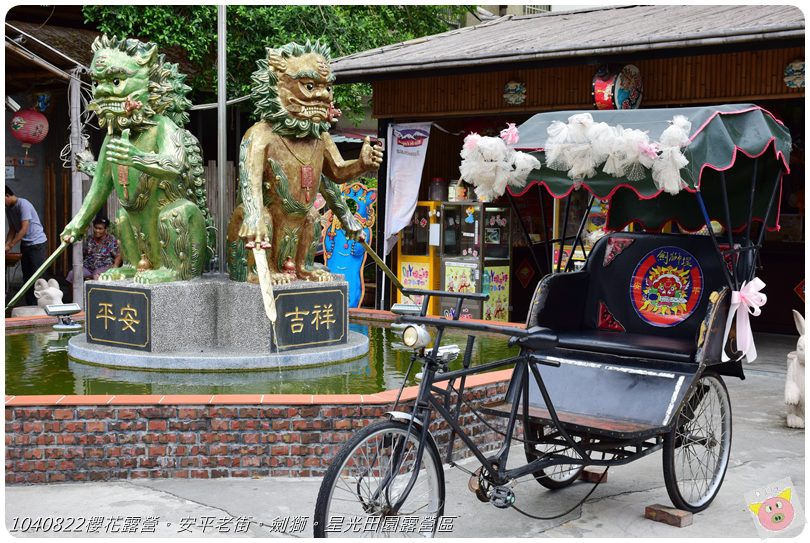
[61, 35, 212, 284]
[227, 40, 383, 284]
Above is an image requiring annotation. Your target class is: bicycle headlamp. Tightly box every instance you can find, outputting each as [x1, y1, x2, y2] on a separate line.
[402, 324, 431, 349]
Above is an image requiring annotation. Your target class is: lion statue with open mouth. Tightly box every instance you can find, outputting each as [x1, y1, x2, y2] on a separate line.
[227, 41, 383, 284]
[61, 35, 212, 284]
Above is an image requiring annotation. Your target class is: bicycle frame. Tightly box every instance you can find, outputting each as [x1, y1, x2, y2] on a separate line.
[393, 289, 665, 492]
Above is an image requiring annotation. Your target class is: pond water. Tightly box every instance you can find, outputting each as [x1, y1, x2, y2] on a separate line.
[4, 320, 517, 396]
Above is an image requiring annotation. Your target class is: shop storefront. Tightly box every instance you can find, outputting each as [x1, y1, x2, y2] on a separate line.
[332, 4, 804, 333]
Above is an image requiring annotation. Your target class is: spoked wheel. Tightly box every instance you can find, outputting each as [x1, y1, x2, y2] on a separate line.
[524, 421, 587, 489]
[314, 419, 445, 538]
[663, 373, 732, 513]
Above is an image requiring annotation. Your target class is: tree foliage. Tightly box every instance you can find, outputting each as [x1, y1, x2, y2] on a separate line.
[83, 5, 470, 123]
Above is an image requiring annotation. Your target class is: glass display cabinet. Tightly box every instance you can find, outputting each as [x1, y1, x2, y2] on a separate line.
[396, 201, 441, 315]
[439, 202, 512, 321]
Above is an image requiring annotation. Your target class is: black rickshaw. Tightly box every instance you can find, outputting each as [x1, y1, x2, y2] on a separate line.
[313, 104, 792, 537]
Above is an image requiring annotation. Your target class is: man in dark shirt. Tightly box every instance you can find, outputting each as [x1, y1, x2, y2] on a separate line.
[6, 186, 48, 305]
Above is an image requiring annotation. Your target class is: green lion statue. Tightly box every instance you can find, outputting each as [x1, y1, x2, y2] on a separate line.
[61, 35, 212, 283]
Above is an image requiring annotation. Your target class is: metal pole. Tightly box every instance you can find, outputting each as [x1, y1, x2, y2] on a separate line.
[507, 191, 543, 276]
[718, 171, 739, 289]
[217, 5, 228, 274]
[377, 120, 390, 310]
[69, 68, 86, 307]
[565, 194, 594, 272]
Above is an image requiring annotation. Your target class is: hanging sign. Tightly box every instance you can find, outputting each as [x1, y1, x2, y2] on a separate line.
[384, 123, 432, 255]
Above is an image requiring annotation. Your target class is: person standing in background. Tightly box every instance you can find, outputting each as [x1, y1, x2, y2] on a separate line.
[5, 185, 48, 306]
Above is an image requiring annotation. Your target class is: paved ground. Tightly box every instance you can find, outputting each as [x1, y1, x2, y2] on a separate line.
[5, 333, 805, 538]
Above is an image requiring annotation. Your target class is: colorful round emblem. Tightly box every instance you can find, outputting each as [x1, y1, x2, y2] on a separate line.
[614, 65, 642, 110]
[631, 246, 703, 327]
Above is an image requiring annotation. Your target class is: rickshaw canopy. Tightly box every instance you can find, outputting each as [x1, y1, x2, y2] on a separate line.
[511, 104, 791, 232]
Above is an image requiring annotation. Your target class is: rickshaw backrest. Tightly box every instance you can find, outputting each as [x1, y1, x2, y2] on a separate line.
[581, 232, 728, 341]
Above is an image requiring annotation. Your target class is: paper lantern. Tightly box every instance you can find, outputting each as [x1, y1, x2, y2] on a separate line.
[9, 108, 49, 156]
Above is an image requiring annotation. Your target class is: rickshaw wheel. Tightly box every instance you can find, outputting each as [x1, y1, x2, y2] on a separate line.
[524, 422, 587, 489]
[663, 373, 732, 513]
[313, 420, 445, 537]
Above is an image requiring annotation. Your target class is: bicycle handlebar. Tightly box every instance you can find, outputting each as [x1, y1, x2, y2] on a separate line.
[400, 288, 490, 302]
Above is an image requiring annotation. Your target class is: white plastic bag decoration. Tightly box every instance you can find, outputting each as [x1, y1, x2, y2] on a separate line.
[587, 121, 615, 167]
[652, 115, 692, 194]
[545, 113, 603, 181]
[459, 134, 508, 201]
[544, 120, 571, 171]
[615, 128, 654, 181]
[543, 114, 693, 191]
[601, 124, 627, 178]
[508, 150, 541, 190]
[459, 124, 540, 200]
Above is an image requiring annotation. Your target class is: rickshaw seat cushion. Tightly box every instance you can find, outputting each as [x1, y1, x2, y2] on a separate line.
[524, 232, 727, 363]
[556, 330, 695, 363]
[582, 232, 726, 342]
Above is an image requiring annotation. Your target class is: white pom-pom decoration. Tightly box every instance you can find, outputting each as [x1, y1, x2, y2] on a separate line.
[544, 120, 572, 171]
[652, 148, 689, 194]
[459, 124, 541, 200]
[659, 115, 692, 148]
[651, 115, 692, 194]
[508, 151, 541, 189]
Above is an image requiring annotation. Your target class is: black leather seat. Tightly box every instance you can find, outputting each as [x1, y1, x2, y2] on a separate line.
[525, 232, 727, 365]
[556, 330, 695, 363]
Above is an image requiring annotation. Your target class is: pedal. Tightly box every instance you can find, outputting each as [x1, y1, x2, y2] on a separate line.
[468, 465, 494, 503]
[490, 486, 515, 509]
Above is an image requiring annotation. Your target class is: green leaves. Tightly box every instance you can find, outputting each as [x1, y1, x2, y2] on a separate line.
[82, 5, 470, 124]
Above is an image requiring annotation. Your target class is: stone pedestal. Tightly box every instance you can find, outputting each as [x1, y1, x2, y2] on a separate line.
[69, 274, 368, 371]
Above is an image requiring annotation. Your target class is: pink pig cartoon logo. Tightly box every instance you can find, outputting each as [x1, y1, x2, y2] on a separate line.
[748, 487, 795, 532]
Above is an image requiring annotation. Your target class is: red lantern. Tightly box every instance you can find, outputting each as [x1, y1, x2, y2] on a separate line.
[9, 108, 49, 157]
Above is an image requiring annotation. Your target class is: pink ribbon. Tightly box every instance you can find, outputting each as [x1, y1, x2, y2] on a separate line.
[500, 123, 520, 145]
[722, 277, 767, 362]
[638, 141, 660, 160]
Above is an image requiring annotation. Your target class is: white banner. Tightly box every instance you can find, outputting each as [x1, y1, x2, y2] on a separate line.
[384, 122, 432, 255]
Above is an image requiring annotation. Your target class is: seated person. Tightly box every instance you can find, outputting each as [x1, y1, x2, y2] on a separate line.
[66, 218, 121, 283]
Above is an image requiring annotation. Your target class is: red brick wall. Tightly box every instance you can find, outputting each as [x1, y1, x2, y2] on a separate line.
[5, 381, 509, 484]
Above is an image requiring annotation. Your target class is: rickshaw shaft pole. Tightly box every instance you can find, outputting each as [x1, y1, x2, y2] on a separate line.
[556, 195, 572, 273]
[718, 171, 740, 289]
[695, 190, 736, 290]
[565, 195, 595, 272]
[752, 170, 783, 281]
